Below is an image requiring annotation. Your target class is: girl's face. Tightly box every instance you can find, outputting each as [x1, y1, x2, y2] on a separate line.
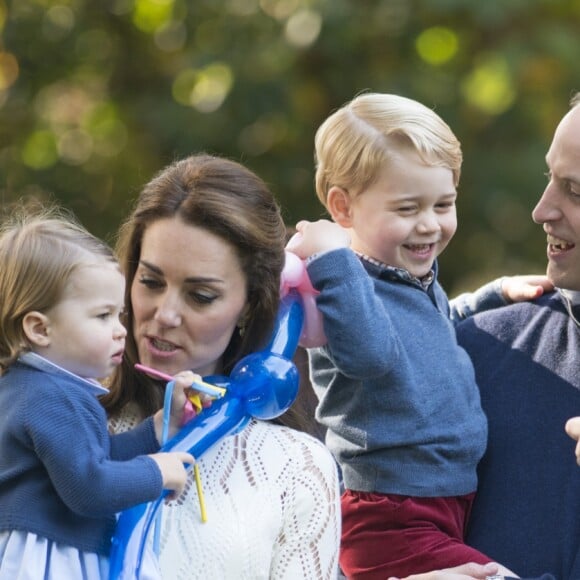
[347, 149, 457, 279]
[38, 263, 126, 379]
[131, 216, 249, 377]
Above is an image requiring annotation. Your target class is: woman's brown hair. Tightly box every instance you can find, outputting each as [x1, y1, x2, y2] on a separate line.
[103, 154, 314, 434]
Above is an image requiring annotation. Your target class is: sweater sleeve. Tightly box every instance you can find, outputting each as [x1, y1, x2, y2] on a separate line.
[109, 416, 160, 460]
[449, 277, 508, 323]
[307, 248, 400, 378]
[25, 378, 163, 517]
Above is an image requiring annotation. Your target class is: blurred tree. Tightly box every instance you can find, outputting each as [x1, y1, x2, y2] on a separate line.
[1, 0, 579, 293]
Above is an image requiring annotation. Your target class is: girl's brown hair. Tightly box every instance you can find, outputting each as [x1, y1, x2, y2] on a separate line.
[0, 204, 116, 373]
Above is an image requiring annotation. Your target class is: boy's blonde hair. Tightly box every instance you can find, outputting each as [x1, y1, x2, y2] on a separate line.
[0, 204, 116, 372]
[314, 93, 463, 208]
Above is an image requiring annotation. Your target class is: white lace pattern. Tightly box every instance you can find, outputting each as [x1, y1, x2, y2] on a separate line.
[109, 405, 341, 579]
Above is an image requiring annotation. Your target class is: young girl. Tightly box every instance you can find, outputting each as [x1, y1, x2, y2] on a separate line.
[0, 206, 195, 580]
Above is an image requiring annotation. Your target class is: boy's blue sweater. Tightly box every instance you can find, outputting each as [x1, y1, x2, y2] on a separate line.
[0, 354, 162, 555]
[306, 249, 502, 497]
[457, 291, 580, 580]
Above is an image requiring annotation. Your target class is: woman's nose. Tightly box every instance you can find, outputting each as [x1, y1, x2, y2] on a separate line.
[154, 292, 182, 327]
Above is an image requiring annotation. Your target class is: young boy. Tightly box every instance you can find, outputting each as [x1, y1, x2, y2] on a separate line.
[286, 93, 542, 578]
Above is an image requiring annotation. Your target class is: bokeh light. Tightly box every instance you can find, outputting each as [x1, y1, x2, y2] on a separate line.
[462, 54, 517, 115]
[415, 26, 459, 66]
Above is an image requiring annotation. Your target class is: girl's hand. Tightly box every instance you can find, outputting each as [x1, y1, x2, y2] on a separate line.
[149, 451, 194, 500]
[501, 275, 554, 302]
[286, 219, 350, 259]
[170, 371, 207, 432]
[152, 371, 207, 442]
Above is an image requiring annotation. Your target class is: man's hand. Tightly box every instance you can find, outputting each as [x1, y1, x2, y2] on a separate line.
[388, 561, 502, 580]
[565, 416, 580, 465]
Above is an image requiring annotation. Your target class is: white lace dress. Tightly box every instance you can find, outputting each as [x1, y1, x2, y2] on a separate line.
[109, 405, 341, 580]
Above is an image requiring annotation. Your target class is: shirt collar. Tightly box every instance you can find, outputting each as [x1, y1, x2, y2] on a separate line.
[560, 288, 580, 305]
[354, 252, 435, 289]
[18, 352, 109, 397]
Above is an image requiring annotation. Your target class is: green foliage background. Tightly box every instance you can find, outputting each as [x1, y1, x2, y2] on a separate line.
[1, 0, 580, 294]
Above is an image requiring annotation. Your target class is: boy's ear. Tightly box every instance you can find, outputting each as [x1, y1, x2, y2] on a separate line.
[22, 312, 51, 347]
[327, 186, 353, 228]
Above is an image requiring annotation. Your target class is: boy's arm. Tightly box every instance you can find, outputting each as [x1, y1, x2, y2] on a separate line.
[287, 220, 398, 377]
[450, 275, 554, 323]
[450, 278, 508, 322]
[306, 248, 398, 377]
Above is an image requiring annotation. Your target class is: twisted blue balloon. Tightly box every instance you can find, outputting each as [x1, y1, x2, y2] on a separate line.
[109, 289, 305, 579]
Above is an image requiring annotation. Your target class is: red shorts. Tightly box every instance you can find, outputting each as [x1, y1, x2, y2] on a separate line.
[340, 490, 492, 579]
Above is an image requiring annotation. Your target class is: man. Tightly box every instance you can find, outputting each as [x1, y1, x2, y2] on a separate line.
[389, 94, 580, 580]
[456, 92, 580, 580]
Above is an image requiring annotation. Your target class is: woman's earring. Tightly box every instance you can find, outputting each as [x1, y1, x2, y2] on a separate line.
[237, 307, 250, 338]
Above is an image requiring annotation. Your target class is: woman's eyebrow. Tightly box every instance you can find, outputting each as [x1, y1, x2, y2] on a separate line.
[139, 259, 224, 284]
[139, 260, 162, 275]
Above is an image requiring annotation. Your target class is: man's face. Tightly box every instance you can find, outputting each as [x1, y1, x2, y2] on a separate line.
[532, 105, 580, 290]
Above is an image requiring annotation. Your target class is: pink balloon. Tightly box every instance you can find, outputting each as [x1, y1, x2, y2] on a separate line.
[280, 251, 326, 348]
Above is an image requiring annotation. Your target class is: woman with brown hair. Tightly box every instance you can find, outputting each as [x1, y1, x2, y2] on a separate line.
[105, 153, 340, 580]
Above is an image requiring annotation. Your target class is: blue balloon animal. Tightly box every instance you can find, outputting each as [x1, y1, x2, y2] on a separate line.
[109, 254, 318, 579]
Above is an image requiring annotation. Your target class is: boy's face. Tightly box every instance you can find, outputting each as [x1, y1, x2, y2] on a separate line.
[347, 149, 457, 278]
[39, 263, 127, 379]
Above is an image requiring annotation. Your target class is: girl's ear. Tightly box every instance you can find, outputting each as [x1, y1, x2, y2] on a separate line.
[327, 186, 353, 228]
[22, 312, 51, 347]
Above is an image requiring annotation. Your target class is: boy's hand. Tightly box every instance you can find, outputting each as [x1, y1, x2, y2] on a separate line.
[149, 451, 194, 500]
[501, 274, 554, 302]
[286, 219, 350, 259]
[565, 417, 580, 465]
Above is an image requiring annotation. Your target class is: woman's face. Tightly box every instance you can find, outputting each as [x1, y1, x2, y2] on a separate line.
[131, 216, 249, 377]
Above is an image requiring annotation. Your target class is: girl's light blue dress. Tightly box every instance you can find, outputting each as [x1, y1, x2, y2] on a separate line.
[0, 354, 161, 580]
[0, 531, 109, 579]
